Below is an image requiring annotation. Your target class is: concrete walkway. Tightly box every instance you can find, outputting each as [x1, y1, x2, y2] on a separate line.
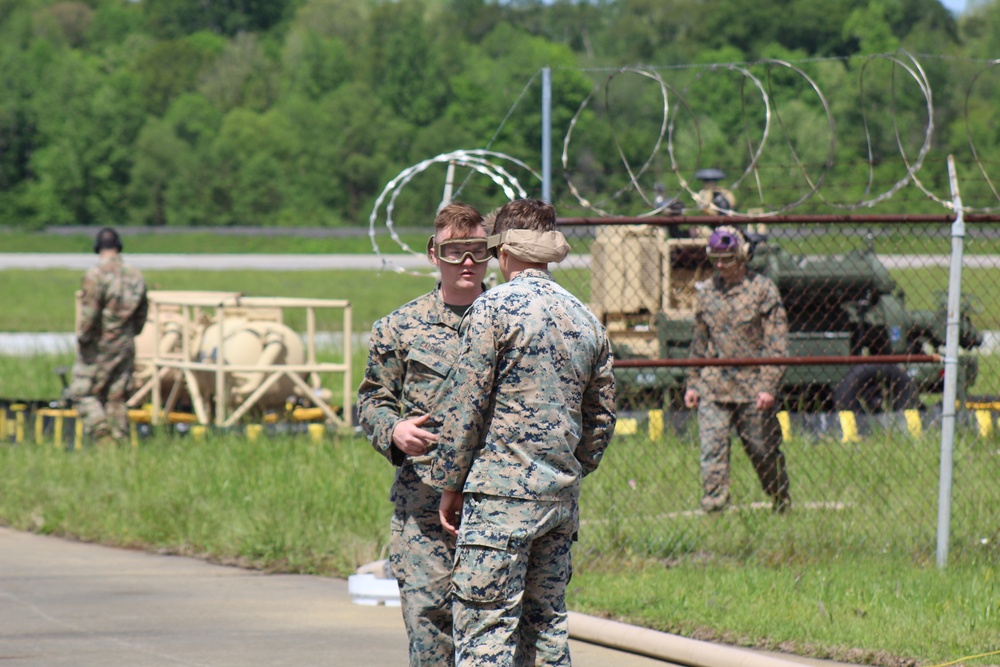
[0, 527, 675, 667]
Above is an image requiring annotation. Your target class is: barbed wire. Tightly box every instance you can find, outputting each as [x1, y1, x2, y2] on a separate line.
[562, 51, 1000, 216]
[369, 51, 1000, 271]
[367, 149, 539, 275]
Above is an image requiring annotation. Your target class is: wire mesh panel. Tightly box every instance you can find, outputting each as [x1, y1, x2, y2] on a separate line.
[553, 219, 1000, 569]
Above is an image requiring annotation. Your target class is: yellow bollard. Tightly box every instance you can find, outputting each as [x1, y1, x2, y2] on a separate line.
[54, 413, 64, 449]
[13, 404, 26, 443]
[191, 425, 207, 442]
[246, 424, 263, 442]
[615, 418, 638, 436]
[75, 414, 84, 451]
[777, 411, 791, 440]
[839, 411, 860, 444]
[307, 423, 325, 443]
[975, 410, 993, 438]
[647, 409, 664, 440]
[904, 409, 922, 438]
[35, 411, 44, 445]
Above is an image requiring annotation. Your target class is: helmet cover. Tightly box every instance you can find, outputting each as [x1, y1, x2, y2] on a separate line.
[706, 225, 746, 260]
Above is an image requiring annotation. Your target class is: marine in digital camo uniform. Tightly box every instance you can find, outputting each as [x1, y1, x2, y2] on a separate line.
[357, 202, 490, 667]
[436, 199, 617, 667]
[71, 227, 148, 446]
[684, 225, 791, 513]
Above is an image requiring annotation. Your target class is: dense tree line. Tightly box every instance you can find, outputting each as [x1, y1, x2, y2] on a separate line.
[0, 0, 997, 228]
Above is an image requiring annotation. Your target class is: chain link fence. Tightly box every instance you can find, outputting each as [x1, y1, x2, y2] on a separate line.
[550, 217, 1000, 568]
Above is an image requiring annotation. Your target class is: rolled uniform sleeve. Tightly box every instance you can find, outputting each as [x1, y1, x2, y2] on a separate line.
[577, 336, 617, 477]
[357, 317, 407, 466]
[132, 290, 149, 337]
[76, 269, 103, 349]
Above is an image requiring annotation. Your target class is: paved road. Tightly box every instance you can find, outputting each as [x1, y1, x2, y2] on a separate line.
[0, 527, 854, 667]
[0, 527, 681, 667]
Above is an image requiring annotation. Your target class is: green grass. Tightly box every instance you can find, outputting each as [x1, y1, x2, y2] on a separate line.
[0, 353, 76, 401]
[0, 269, 437, 333]
[568, 562, 999, 666]
[575, 428, 1000, 565]
[0, 426, 996, 665]
[0, 433, 394, 575]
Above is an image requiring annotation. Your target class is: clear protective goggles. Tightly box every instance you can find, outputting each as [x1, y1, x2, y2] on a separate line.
[431, 236, 491, 265]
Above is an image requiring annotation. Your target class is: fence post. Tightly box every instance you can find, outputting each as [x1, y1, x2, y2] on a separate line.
[937, 155, 965, 569]
[541, 66, 552, 203]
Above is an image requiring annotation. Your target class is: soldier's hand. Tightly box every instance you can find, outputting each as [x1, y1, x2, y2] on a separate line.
[439, 489, 464, 536]
[684, 389, 699, 409]
[391, 414, 439, 457]
[756, 392, 776, 411]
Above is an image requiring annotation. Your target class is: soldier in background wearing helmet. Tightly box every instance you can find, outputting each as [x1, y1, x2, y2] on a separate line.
[70, 227, 148, 446]
[693, 168, 735, 216]
[357, 201, 490, 667]
[684, 225, 792, 513]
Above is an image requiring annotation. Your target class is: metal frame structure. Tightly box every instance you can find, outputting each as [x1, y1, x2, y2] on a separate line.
[126, 291, 353, 430]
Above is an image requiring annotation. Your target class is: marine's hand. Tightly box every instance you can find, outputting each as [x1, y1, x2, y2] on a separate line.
[756, 391, 776, 411]
[684, 388, 699, 409]
[439, 489, 464, 537]
[391, 414, 440, 457]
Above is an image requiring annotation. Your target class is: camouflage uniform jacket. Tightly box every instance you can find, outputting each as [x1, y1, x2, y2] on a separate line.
[687, 270, 788, 403]
[434, 268, 617, 502]
[358, 286, 471, 500]
[76, 255, 148, 368]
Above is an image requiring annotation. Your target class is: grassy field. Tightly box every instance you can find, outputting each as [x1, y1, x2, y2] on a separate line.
[0, 427, 996, 665]
[0, 268, 436, 334]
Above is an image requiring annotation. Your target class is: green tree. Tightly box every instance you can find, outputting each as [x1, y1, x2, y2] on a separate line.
[197, 32, 280, 113]
[131, 33, 226, 116]
[281, 29, 353, 100]
[127, 119, 187, 226]
[323, 81, 413, 222]
[142, 0, 298, 39]
[366, 0, 449, 127]
[22, 48, 146, 227]
[843, 0, 903, 53]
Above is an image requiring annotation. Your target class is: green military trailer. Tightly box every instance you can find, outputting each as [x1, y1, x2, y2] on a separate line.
[589, 225, 982, 413]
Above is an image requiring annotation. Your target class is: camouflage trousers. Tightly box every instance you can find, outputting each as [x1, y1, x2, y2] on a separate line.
[389, 469, 456, 667]
[451, 493, 577, 667]
[697, 400, 790, 512]
[70, 356, 134, 444]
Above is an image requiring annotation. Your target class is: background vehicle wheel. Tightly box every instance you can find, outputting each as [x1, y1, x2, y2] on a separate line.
[832, 364, 918, 413]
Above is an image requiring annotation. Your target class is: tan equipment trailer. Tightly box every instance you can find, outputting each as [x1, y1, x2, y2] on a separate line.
[118, 290, 353, 430]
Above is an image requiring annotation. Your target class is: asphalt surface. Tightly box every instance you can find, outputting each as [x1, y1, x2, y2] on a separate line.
[0, 527, 678, 667]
